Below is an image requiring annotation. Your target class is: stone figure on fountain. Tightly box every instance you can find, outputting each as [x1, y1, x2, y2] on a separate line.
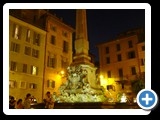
[57, 65, 107, 102]
[59, 65, 88, 94]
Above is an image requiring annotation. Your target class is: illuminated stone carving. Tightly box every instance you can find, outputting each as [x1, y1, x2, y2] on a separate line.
[56, 65, 107, 102]
[55, 9, 107, 102]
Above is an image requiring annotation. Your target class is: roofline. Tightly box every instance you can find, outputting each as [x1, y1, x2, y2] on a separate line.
[46, 12, 75, 33]
[96, 34, 138, 47]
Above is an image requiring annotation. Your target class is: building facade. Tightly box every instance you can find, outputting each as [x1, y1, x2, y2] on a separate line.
[9, 9, 74, 102]
[9, 15, 46, 102]
[137, 42, 145, 73]
[42, 11, 74, 97]
[97, 28, 145, 98]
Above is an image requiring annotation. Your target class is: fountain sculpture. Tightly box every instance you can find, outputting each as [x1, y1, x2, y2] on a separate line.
[56, 65, 107, 102]
[55, 9, 108, 103]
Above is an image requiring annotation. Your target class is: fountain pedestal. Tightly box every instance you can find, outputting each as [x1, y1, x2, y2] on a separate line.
[55, 9, 107, 103]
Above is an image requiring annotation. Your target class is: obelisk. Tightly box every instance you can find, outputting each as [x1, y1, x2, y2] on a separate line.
[71, 9, 100, 89]
[72, 9, 94, 66]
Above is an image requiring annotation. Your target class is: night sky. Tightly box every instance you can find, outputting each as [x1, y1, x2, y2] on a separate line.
[49, 9, 145, 62]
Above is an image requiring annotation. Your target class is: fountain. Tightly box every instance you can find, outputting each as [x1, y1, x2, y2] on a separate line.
[56, 65, 107, 102]
[54, 9, 108, 103]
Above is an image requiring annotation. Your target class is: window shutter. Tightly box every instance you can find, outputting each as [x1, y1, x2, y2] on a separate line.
[52, 81, 55, 88]
[18, 26, 22, 39]
[12, 23, 16, 37]
[47, 80, 50, 87]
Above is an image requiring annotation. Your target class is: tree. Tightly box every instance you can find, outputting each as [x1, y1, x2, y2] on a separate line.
[131, 73, 145, 95]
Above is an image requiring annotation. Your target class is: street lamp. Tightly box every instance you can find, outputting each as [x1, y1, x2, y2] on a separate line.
[100, 75, 104, 79]
[60, 70, 64, 76]
[57, 70, 65, 78]
[99, 75, 108, 88]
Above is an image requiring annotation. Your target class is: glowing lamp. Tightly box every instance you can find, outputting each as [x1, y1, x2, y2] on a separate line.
[133, 98, 137, 103]
[120, 93, 127, 103]
[100, 75, 104, 79]
[60, 70, 64, 75]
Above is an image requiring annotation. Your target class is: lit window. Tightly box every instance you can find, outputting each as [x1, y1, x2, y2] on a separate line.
[47, 80, 55, 88]
[19, 81, 27, 89]
[13, 24, 21, 39]
[9, 80, 16, 88]
[26, 29, 31, 42]
[31, 66, 38, 75]
[29, 83, 37, 89]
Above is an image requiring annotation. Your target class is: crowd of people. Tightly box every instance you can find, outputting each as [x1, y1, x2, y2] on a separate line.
[9, 93, 33, 109]
[9, 91, 55, 109]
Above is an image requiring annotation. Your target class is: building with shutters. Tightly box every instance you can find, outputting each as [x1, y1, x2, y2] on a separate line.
[96, 28, 145, 98]
[9, 14, 46, 102]
[9, 9, 74, 102]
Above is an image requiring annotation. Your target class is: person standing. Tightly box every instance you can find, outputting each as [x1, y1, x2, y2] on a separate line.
[9, 96, 16, 109]
[44, 91, 54, 109]
[16, 99, 24, 109]
[23, 93, 31, 109]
